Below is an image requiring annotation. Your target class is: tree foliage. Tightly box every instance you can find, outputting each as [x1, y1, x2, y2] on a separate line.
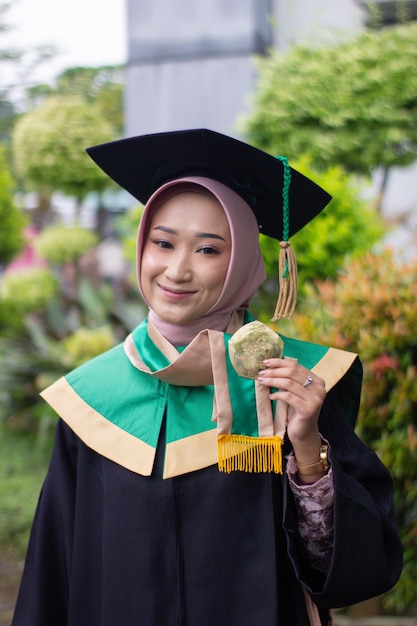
[291, 249, 417, 613]
[1, 267, 59, 314]
[0, 1, 20, 141]
[34, 224, 98, 265]
[1, 1, 57, 138]
[56, 66, 124, 135]
[26, 66, 124, 136]
[0, 144, 26, 264]
[12, 95, 115, 200]
[242, 22, 417, 176]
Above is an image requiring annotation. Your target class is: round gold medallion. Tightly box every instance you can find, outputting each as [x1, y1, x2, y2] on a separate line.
[228, 321, 284, 379]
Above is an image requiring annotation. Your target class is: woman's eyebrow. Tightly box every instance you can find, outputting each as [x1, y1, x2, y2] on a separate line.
[196, 232, 227, 241]
[152, 225, 226, 241]
[152, 225, 177, 234]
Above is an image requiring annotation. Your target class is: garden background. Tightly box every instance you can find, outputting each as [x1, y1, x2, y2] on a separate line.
[1, 3, 417, 622]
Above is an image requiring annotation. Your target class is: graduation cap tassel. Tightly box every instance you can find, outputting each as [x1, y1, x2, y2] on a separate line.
[272, 241, 298, 320]
[271, 156, 298, 321]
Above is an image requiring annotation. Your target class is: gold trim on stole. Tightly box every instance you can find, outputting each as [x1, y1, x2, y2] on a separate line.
[41, 377, 156, 476]
[312, 347, 358, 392]
[40, 345, 358, 478]
[164, 429, 218, 479]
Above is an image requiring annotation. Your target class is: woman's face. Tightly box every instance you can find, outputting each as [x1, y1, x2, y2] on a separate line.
[140, 191, 231, 325]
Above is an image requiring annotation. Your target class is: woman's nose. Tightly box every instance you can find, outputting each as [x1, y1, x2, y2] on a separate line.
[164, 251, 192, 282]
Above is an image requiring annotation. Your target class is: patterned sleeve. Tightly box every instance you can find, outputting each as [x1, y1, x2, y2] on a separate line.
[286, 453, 335, 573]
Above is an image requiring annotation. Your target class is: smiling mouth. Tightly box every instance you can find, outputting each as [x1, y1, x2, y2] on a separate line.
[159, 285, 197, 298]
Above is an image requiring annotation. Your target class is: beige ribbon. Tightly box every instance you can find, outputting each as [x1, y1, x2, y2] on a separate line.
[124, 311, 286, 442]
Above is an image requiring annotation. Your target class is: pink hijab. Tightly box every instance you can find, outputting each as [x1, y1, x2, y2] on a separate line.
[137, 176, 267, 345]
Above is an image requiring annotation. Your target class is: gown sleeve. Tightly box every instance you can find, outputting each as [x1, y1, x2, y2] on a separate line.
[287, 458, 334, 573]
[282, 386, 403, 609]
[12, 419, 77, 626]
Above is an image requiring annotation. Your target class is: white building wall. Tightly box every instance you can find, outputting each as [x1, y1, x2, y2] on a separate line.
[125, 0, 271, 138]
[125, 56, 256, 138]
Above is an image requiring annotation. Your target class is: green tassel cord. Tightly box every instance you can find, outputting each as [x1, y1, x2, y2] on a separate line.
[272, 156, 298, 321]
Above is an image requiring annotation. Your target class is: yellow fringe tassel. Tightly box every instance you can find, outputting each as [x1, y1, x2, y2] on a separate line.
[218, 434, 283, 474]
[272, 241, 298, 321]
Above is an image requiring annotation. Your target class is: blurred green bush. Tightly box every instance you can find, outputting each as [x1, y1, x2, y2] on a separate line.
[290, 249, 417, 613]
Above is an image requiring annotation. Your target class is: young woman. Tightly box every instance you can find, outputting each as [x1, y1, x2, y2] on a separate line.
[12, 130, 402, 626]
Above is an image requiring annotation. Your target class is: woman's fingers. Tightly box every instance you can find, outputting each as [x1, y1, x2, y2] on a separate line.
[258, 359, 325, 395]
[257, 359, 326, 436]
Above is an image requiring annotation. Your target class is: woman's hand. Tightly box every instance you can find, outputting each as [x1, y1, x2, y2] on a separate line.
[257, 358, 327, 473]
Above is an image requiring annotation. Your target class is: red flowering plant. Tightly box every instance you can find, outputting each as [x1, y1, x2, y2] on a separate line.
[286, 249, 417, 614]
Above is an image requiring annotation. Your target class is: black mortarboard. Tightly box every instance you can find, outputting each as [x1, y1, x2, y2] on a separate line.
[87, 129, 332, 320]
[86, 128, 331, 242]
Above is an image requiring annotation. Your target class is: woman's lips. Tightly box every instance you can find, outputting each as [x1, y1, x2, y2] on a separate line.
[158, 285, 197, 299]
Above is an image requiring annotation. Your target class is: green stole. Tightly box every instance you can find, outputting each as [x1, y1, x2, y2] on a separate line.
[40, 314, 361, 478]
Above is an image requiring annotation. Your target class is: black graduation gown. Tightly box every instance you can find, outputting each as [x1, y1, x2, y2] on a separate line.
[12, 388, 402, 626]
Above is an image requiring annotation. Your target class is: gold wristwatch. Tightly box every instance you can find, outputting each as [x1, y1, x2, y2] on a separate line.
[295, 442, 330, 476]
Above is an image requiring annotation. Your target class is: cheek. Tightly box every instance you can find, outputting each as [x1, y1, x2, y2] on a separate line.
[203, 258, 230, 292]
[140, 246, 159, 277]
[139, 251, 156, 294]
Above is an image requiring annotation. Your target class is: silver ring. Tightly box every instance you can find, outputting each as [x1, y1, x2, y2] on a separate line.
[303, 375, 313, 388]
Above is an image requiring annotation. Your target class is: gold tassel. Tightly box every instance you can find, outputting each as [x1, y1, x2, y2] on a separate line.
[218, 434, 283, 474]
[272, 241, 298, 321]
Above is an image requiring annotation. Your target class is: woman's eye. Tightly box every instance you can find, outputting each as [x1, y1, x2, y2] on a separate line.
[198, 246, 219, 255]
[152, 239, 173, 249]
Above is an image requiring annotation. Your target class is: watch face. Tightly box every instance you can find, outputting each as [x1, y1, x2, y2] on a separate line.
[320, 444, 330, 471]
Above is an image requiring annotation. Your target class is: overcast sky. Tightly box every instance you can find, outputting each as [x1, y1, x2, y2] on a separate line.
[5, 0, 126, 83]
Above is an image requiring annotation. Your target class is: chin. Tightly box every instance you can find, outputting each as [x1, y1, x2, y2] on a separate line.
[156, 311, 195, 326]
